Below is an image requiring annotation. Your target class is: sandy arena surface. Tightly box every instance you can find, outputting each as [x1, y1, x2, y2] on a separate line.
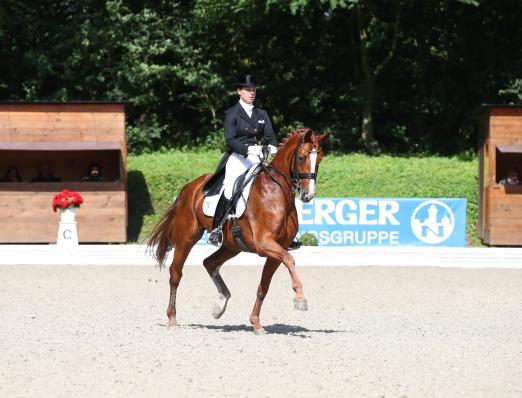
[1, 264, 522, 398]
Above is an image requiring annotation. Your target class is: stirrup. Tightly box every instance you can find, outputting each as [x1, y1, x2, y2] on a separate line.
[208, 228, 223, 247]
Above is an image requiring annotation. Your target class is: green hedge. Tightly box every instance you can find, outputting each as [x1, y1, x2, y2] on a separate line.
[128, 150, 479, 245]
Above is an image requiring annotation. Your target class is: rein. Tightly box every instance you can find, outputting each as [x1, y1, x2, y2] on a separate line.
[261, 162, 295, 192]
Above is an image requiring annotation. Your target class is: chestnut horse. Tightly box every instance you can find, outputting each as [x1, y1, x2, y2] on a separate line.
[148, 128, 328, 334]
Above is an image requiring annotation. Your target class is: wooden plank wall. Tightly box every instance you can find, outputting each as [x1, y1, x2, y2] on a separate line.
[0, 103, 127, 243]
[482, 107, 522, 245]
[490, 107, 522, 143]
[0, 185, 126, 242]
[0, 103, 124, 141]
[0, 103, 126, 161]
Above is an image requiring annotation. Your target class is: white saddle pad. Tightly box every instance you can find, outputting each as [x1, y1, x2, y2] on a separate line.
[202, 164, 259, 219]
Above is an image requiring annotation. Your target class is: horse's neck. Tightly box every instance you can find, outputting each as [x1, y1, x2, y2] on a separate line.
[270, 147, 294, 179]
[263, 150, 296, 199]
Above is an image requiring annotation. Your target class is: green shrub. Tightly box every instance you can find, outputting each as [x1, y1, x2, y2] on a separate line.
[128, 150, 480, 245]
[300, 232, 318, 246]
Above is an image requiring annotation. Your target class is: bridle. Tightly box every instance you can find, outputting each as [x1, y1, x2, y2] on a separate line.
[292, 133, 321, 189]
[262, 132, 322, 193]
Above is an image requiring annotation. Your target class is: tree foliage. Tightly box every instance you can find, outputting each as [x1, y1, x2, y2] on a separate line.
[1, 0, 521, 154]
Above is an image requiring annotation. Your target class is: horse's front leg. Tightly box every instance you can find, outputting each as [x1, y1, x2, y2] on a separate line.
[203, 246, 239, 319]
[256, 240, 308, 311]
[250, 258, 280, 334]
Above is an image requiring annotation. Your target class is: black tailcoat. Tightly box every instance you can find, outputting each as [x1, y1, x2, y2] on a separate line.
[224, 102, 278, 156]
[203, 102, 278, 196]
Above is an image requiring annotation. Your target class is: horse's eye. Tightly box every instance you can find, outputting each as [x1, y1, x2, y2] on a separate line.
[298, 155, 305, 163]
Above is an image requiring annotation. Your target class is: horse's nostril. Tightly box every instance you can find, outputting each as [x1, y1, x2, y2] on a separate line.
[300, 192, 313, 203]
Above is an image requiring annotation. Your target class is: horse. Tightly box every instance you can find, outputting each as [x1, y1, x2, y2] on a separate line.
[148, 128, 329, 334]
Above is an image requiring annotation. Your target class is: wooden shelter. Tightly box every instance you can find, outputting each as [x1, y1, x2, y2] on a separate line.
[0, 102, 127, 243]
[478, 105, 522, 246]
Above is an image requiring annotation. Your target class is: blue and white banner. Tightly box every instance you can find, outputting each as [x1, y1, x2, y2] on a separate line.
[297, 198, 467, 247]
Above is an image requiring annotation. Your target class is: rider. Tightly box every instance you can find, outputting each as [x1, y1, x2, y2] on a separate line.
[208, 75, 282, 246]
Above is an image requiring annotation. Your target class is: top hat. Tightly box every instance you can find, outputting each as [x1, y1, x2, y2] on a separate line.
[236, 75, 257, 88]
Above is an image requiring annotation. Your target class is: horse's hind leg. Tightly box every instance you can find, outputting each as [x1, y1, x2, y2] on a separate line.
[167, 239, 199, 327]
[250, 258, 280, 335]
[203, 247, 239, 319]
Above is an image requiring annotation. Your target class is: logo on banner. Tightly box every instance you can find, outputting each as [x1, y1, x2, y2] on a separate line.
[410, 200, 455, 244]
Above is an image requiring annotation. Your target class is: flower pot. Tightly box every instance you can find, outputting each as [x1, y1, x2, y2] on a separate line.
[59, 207, 77, 223]
[57, 207, 79, 246]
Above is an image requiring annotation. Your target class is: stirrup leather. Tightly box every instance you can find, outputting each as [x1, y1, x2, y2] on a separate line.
[208, 193, 230, 247]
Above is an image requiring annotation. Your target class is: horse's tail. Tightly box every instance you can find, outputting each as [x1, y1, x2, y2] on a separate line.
[147, 198, 179, 269]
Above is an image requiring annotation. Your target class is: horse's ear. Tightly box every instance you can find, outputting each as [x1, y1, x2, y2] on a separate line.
[317, 133, 330, 144]
[303, 128, 314, 143]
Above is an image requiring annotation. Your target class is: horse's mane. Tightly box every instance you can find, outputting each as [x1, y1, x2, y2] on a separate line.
[280, 128, 312, 147]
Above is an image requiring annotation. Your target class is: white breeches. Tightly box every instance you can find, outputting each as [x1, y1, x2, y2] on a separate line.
[223, 152, 256, 199]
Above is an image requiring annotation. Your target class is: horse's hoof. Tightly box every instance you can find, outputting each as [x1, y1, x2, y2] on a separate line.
[253, 327, 267, 335]
[294, 298, 309, 311]
[212, 294, 229, 319]
[167, 322, 177, 329]
[212, 303, 226, 319]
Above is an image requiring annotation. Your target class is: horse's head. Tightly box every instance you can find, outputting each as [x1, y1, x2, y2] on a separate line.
[273, 128, 329, 202]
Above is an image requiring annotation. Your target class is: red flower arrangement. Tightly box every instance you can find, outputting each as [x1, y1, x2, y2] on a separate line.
[52, 189, 84, 212]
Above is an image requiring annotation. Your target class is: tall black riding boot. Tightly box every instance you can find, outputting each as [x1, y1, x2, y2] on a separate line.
[208, 194, 230, 246]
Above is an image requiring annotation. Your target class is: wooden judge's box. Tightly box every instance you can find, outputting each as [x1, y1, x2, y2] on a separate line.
[0, 102, 128, 243]
[478, 105, 522, 246]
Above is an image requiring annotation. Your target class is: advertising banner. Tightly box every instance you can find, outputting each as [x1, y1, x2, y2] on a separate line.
[297, 198, 467, 247]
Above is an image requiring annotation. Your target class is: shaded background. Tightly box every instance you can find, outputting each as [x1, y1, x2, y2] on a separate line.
[1, 0, 520, 155]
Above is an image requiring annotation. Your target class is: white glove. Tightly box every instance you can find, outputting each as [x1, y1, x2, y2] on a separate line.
[268, 144, 278, 156]
[247, 154, 261, 164]
[247, 145, 262, 157]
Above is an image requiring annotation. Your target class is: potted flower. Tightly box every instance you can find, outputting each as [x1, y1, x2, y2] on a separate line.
[52, 189, 84, 222]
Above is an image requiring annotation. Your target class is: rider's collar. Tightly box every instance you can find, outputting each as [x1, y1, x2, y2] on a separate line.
[239, 99, 254, 114]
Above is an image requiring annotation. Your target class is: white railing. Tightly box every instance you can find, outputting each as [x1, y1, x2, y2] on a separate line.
[1, 245, 522, 268]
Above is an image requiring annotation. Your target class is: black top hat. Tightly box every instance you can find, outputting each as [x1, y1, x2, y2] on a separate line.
[236, 75, 257, 88]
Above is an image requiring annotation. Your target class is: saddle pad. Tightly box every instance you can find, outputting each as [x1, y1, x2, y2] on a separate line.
[202, 164, 258, 219]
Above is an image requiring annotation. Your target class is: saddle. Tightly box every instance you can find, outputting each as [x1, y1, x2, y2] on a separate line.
[202, 163, 260, 220]
[203, 162, 262, 251]
[203, 152, 230, 197]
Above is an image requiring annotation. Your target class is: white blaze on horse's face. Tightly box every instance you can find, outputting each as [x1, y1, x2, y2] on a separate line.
[307, 149, 318, 199]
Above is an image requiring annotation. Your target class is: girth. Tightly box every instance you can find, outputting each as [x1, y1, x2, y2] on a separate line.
[231, 218, 253, 252]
